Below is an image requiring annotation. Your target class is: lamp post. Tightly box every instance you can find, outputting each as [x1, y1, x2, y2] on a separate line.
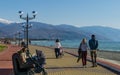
[22, 28, 26, 41]
[19, 11, 37, 56]
[14, 33, 17, 45]
[17, 31, 21, 46]
[18, 11, 37, 54]
[21, 23, 26, 40]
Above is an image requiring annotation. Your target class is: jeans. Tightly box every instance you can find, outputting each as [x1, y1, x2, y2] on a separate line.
[81, 51, 87, 66]
[90, 50, 97, 66]
[54, 48, 60, 58]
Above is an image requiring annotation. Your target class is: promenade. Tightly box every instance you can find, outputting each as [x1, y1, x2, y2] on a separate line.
[29, 45, 119, 75]
[0, 45, 119, 75]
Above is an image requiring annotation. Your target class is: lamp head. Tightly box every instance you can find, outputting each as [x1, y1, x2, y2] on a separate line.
[22, 25, 25, 28]
[18, 11, 23, 15]
[21, 23, 25, 27]
[28, 24, 32, 28]
[17, 31, 21, 34]
[31, 24, 33, 27]
[22, 29, 26, 32]
[18, 11, 23, 18]
[32, 11, 37, 14]
[32, 11, 37, 18]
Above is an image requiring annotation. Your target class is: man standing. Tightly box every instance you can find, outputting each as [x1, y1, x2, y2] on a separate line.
[89, 34, 98, 67]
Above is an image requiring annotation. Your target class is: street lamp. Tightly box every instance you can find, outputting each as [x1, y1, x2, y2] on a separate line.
[14, 33, 17, 45]
[21, 23, 26, 40]
[21, 23, 32, 43]
[17, 31, 21, 46]
[18, 11, 37, 55]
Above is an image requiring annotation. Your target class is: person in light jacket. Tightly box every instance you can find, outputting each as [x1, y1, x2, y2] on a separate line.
[54, 39, 62, 58]
[80, 38, 89, 68]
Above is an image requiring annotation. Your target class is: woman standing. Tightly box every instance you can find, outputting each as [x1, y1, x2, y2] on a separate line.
[54, 39, 62, 58]
[80, 38, 88, 67]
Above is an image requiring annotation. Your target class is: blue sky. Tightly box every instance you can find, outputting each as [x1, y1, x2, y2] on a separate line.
[0, 0, 120, 29]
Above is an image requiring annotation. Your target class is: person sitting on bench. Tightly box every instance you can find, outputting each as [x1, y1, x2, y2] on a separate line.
[12, 47, 34, 75]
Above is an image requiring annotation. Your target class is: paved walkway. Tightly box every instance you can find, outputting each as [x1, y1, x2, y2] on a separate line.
[0, 45, 119, 75]
[0, 44, 21, 75]
[29, 45, 119, 75]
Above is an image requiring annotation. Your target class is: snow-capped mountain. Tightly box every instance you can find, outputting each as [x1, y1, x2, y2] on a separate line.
[0, 18, 13, 24]
[0, 18, 120, 41]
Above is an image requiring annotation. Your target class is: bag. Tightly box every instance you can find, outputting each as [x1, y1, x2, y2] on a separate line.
[77, 43, 82, 63]
[77, 50, 81, 63]
[78, 43, 82, 51]
[60, 48, 64, 56]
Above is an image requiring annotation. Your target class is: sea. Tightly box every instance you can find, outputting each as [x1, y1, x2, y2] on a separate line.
[31, 40, 120, 52]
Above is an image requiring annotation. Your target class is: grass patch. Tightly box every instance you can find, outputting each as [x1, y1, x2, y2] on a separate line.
[0, 45, 7, 52]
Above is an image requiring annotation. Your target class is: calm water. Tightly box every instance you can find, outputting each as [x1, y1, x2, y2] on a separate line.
[31, 40, 120, 52]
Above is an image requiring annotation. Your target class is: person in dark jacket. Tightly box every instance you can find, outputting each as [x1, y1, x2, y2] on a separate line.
[12, 47, 34, 75]
[89, 34, 98, 67]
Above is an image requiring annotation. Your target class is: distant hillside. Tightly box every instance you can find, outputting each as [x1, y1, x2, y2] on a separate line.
[0, 23, 8, 27]
[0, 21, 120, 41]
[79, 26, 120, 41]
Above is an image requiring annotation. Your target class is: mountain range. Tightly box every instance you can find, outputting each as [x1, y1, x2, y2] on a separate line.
[0, 18, 120, 41]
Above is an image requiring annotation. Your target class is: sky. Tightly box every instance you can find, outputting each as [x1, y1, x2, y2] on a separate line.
[0, 0, 120, 29]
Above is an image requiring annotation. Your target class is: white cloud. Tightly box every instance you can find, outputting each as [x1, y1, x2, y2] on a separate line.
[0, 18, 14, 24]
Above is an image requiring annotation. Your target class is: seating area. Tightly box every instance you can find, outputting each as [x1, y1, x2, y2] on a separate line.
[12, 49, 47, 75]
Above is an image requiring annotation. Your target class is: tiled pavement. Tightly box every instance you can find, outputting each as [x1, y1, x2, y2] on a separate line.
[29, 46, 119, 75]
[0, 45, 119, 75]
